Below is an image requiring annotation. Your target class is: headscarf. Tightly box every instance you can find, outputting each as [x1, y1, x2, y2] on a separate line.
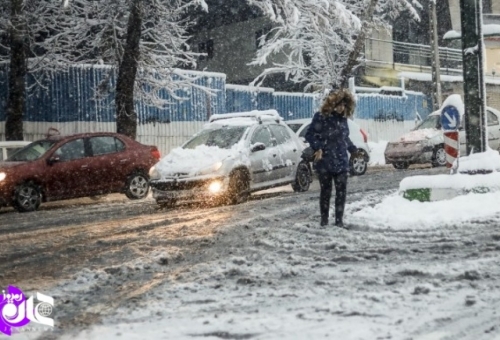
[320, 88, 355, 118]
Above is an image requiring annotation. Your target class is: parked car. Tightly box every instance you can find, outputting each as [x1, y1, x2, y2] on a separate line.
[149, 110, 312, 208]
[384, 107, 500, 169]
[0, 132, 160, 212]
[0, 141, 32, 161]
[285, 118, 371, 176]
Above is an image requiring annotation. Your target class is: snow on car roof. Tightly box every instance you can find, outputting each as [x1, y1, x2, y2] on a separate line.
[209, 110, 282, 124]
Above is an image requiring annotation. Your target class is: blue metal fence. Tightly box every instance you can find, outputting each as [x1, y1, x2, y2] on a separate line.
[225, 85, 274, 113]
[355, 92, 431, 121]
[0, 63, 431, 124]
[0, 65, 226, 123]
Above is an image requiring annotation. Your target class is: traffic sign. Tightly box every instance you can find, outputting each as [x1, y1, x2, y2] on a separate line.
[441, 105, 461, 131]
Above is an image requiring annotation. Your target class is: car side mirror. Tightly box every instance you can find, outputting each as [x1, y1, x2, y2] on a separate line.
[251, 143, 266, 152]
[47, 156, 60, 165]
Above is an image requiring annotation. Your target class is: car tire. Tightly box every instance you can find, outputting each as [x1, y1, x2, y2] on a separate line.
[431, 145, 447, 167]
[13, 182, 42, 213]
[292, 161, 311, 192]
[227, 170, 250, 205]
[393, 162, 410, 170]
[125, 172, 149, 200]
[349, 149, 368, 176]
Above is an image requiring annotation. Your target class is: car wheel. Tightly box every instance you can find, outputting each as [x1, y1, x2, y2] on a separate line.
[125, 172, 149, 200]
[349, 149, 368, 176]
[393, 162, 410, 170]
[227, 170, 250, 205]
[431, 145, 447, 167]
[13, 182, 42, 213]
[292, 161, 311, 192]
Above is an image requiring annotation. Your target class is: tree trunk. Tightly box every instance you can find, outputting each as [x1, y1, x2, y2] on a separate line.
[5, 0, 26, 141]
[339, 0, 379, 88]
[115, 0, 142, 139]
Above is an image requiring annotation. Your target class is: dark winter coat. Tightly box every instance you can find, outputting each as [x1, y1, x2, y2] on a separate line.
[305, 112, 357, 175]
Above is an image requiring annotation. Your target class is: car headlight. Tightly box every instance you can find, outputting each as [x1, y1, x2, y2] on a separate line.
[198, 161, 223, 176]
[0, 172, 6, 182]
[149, 166, 161, 180]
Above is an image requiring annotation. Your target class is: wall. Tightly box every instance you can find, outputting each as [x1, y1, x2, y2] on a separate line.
[191, 16, 287, 84]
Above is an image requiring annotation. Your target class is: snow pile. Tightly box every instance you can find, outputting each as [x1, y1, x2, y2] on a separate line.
[456, 149, 500, 173]
[367, 141, 387, 165]
[399, 172, 500, 191]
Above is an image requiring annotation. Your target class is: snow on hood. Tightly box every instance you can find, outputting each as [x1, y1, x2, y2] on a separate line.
[396, 128, 440, 143]
[156, 144, 237, 176]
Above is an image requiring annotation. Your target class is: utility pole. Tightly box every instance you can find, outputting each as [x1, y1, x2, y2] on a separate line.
[430, 0, 442, 111]
[459, 0, 487, 154]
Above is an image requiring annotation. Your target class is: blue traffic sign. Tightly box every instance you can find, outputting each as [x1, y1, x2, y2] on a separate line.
[441, 105, 461, 131]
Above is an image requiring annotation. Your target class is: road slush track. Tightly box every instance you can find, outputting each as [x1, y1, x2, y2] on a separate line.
[6, 167, 500, 339]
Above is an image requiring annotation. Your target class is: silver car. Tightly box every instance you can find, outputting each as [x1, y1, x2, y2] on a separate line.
[384, 107, 500, 169]
[149, 110, 312, 207]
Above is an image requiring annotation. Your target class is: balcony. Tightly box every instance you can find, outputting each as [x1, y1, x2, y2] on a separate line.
[362, 38, 463, 77]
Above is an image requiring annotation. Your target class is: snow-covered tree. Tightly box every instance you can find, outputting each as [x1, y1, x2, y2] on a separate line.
[69, 0, 209, 139]
[1, 0, 209, 140]
[246, 0, 422, 92]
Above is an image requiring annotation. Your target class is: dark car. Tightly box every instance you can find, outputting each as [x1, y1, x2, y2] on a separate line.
[0, 132, 160, 212]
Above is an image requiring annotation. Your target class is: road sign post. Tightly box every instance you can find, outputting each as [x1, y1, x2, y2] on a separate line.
[441, 105, 461, 171]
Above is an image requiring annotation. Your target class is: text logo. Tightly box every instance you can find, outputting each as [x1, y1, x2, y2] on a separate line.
[0, 285, 54, 336]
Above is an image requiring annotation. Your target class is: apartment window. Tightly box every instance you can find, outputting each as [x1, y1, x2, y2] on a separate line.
[198, 39, 214, 61]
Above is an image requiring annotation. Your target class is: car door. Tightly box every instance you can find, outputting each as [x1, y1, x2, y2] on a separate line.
[249, 126, 280, 183]
[88, 136, 128, 194]
[486, 110, 500, 150]
[459, 110, 500, 155]
[44, 138, 92, 199]
[268, 124, 299, 180]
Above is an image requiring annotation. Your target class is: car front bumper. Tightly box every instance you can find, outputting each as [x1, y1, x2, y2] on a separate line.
[150, 176, 230, 203]
[384, 143, 433, 165]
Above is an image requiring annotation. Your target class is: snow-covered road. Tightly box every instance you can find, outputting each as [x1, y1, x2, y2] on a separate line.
[3, 167, 500, 340]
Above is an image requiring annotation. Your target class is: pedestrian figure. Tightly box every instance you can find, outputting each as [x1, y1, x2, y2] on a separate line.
[304, 88, 358, 228]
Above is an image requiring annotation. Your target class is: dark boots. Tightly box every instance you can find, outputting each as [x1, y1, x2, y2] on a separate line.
[320, 199, 330, 226]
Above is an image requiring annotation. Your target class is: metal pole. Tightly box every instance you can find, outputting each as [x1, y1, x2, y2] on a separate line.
[459, 0, 487, 154]
[430, 0, 442, 110]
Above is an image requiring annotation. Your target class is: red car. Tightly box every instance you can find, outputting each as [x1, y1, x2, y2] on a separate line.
[0, 132, 160, 212]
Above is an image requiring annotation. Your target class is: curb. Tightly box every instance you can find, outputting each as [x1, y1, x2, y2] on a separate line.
[403, 186, 491, 202]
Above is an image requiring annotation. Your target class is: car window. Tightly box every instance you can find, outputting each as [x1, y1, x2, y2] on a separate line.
[90, 136, 125, 156]
[298, 124, 310, 138]
[54, 139, 86, 161]
[286, 123, 303, 134]
[7, 141, 56, 162]
[487, 111, 499, 126]
[269, 124, 292, 145]
[183, 126, 247, 150]
[251, 127, 273, 147]
[415, 115, 440, 130]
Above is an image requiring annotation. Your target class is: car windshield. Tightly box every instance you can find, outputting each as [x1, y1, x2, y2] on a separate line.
[415, 115, 441, 130]
[286, 123, 303, 133]
[7, 140, 56, 161]
[183, 126, 247, 150]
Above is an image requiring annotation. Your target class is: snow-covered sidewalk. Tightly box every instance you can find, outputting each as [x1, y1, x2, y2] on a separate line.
[18, 188, 500, 340]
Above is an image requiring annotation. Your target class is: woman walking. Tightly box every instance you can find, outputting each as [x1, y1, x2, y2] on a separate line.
[305, 88, 358, 228]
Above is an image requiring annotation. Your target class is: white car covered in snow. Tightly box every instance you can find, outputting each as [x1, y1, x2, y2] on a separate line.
[149, 110, 312, 207]
[384, 106, 500, 169]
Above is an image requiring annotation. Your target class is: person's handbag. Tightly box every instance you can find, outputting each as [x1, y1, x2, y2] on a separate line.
[301, 146, 315, 162]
